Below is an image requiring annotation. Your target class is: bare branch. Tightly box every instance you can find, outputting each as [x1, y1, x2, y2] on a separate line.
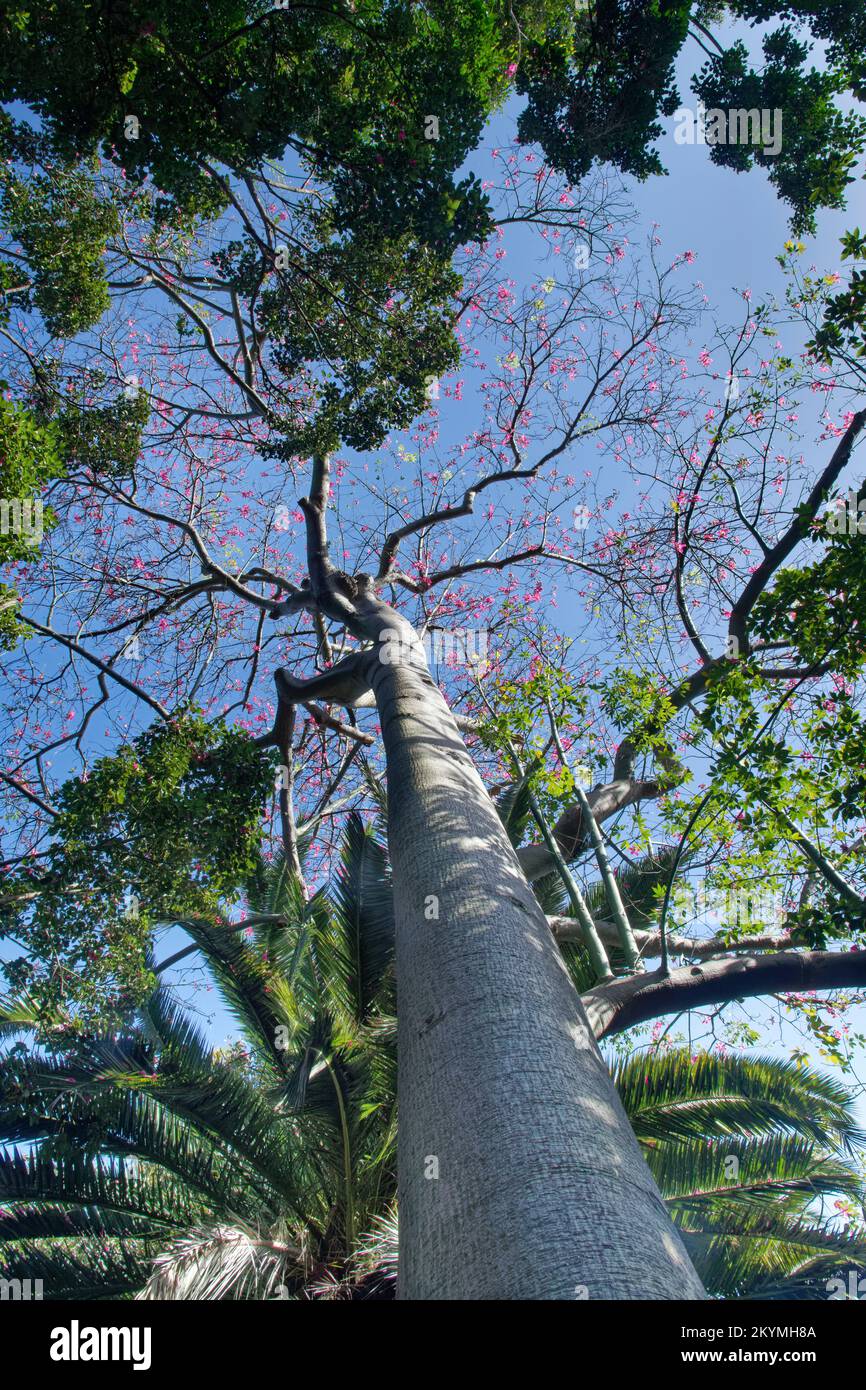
[0, 770, 58, 819]
[21, 617, 170, 720]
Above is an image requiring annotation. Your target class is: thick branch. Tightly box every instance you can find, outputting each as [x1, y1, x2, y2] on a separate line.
[582, 949, 866, 1040]
[274, 651, 374, 708]
[275, 702, 304, 887]
[729, 409, 866, 653]
[300, 453, 335, 594]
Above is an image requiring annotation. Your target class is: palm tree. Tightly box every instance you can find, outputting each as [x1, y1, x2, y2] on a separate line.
[2, 818, 864, 1299]
[0, 814, 397, 1299]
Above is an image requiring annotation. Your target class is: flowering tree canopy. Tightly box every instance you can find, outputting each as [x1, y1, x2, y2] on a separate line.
[3, 0, 866, 1303]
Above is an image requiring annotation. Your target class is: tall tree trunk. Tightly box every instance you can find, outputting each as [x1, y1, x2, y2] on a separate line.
[369, 644, 706, 1300]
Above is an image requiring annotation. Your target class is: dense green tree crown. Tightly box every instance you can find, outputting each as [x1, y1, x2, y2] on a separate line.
[516, 0, 692, 181]
[516, 0, 866, 232]
[3, 3, 865, 239]
[2, 714, 276, 1024]
[253, 226, 463, 455]
[0, 121, 119, 337]
[692, 29, 866, 231]
[0, 0, 507, 248]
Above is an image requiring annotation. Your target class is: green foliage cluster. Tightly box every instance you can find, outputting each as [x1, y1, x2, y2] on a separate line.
[0, 116, 119, 337]
[1, 714, 277, 1024]
[516, 0, 866, 231]
[601, 666, 677, 754]
[3, 2, 865, 477]
[0, 4, 522, 466]
[725, 0, 866, 102]
[516, 0, 691, 182]
[6, 2, 866, 253]
[752, 525, 866, 680]
[671, 655, 866, 948]
[56, 390, 151, 479]
[809, 228, 866, 361]
[693, 29, 866, 235]
[0, 5, 521, 465]
[254, 228, 462, 455]
[477, 659, 605, 814]
[0, 1, 507, 250]
[0, 115, 152, 646]
[0, 396, 63, 560]
[0, 396, 64, 647]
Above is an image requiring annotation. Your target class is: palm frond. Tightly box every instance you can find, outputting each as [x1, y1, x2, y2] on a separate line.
[615, 1050, 866, 1151]
[0, 1237, 152, 1300]
[657, 1135, 862, 1210]
[0, 1150, 198, 1229]
[680, 1208, 866, 1300]
[136, 1224, 304, 1301]
[0, 990, 44, 1040]
[321, 813, 394, 1029]
[494, 779, 534, 850]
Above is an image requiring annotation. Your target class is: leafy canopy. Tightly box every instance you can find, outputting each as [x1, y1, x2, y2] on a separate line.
[2, 714, 276, 1025]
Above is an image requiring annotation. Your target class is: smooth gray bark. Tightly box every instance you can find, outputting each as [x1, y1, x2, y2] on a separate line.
[368, 637, 706, 1301]
[583, 949, 866, 1040]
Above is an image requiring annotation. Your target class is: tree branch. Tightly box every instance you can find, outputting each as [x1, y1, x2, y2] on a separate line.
[21, 617, 170, 720]
[729, 409, 866, 653]
[582, 949, 866, 1040]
